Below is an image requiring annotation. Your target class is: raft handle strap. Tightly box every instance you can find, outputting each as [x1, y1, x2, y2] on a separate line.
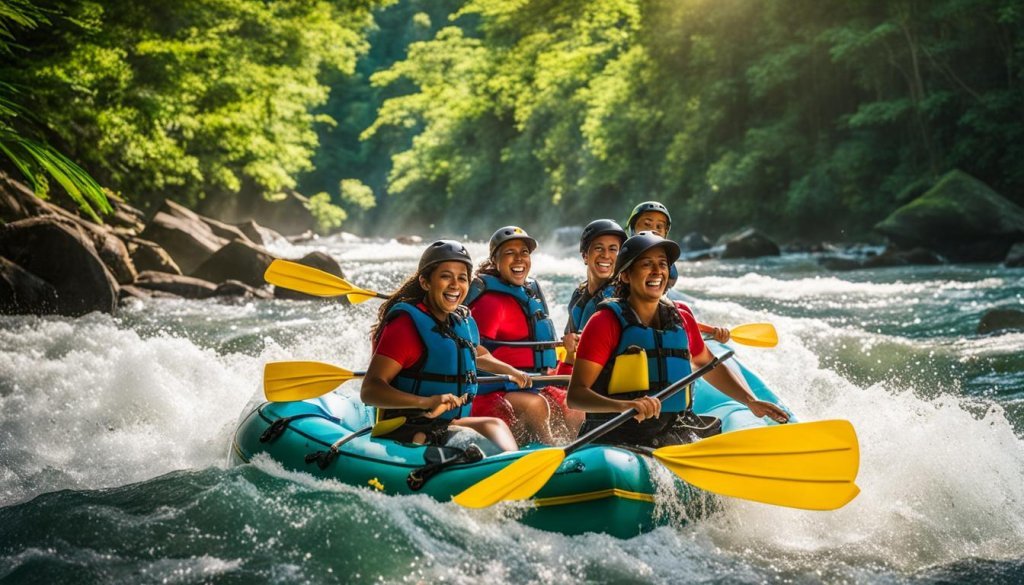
[407, 444, 485, 491]
[259, 411, 340, 443]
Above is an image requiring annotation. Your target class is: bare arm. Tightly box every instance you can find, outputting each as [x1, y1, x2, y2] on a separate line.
[692, 345, 789, 423]
[360, 354, 466, 418]
[567, 358, 660, 420]
[475, 345, 530, 388]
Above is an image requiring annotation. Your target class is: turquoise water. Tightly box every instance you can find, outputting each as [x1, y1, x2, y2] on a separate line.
[1, 235, 1022, 584]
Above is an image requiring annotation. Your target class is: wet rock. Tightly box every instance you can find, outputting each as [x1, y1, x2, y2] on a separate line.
[127, 237, 182, 275]
[395, 235, 423, 245]
[0, 256, 59, 314]
[134, 271, 217, 299]
[118, 284, 180, 301]
[718, 228, 781, 259]
[875, 170, 1024, 262]
[198, 188, 318, 236]
[978, 308, 1024, 334]
[139, 199, 229, 274]
[1006, 243, 1024, 267]
[274, 251, 348, 302]
[190, 239, 275, 287]
[863, 247, 945, 268]
[819, 246, 945, 271]
[233, 220, 284, 247]
[209, 279, 274, 300]
[680, 232, 712, 252]
[818, 256, 865, 271]
[0, 217, 118, 315]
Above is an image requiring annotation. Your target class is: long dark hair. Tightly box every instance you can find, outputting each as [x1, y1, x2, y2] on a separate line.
[370, 262, 475, 345]
[476, 258, 500, 278]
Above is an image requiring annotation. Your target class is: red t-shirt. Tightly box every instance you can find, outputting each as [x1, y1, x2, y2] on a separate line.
[373, 310, 426, 368]
[576, 303, 706, 367]
[470, 291, 533, 368]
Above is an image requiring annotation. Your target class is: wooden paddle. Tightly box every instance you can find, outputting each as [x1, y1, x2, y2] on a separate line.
[263, 360, 569, 402]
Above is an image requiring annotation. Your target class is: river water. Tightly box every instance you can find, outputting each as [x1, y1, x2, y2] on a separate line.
[1, 235, 1022, 584]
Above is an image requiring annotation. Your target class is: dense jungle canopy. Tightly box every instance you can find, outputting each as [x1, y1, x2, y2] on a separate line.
[2, 0, 1023, 240]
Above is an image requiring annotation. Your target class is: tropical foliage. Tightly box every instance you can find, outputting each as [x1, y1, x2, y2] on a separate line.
[0, 0, 109, 221]
[2, 0, 384, 219]
[358, 0, 1024, 239]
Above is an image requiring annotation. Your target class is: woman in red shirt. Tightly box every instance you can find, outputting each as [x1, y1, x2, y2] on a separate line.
[360, 240, 529, 451]
[466, 226, 581, 443]
[567, 232, 789, 447]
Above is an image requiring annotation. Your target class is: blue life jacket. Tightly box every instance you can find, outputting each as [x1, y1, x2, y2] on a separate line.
[465, 274, 557, 371]
[383, 302, 479, 421]
[592, 299, 693, 415]
[566, 280, 616, 334]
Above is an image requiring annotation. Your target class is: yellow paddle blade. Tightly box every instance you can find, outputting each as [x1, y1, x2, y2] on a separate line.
[370, 417, 406, 437]
[264, 259, 355, 297]
[453, 449, 566, 508]
[263, 361, 358, 402]
[652, 420, 860, 510]
[347, 293, 378, 304]
[729, 323, 778, 348]
[264, 259, 383, 301]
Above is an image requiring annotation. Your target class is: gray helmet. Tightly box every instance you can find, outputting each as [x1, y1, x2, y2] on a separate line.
[614, 231, 681, 275]
[488, 226, 538, 258]
[579, 219, 627, 255]
[626, 201, 672, 235]
[418, 240, 473, 273]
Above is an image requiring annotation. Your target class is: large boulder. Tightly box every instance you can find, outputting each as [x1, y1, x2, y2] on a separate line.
[718, 228, 781, 259]
[134, 271, 217, 299]
[233, 220, 285, 247]
[1, 171, 139, 282]
[680, 232, 712, 252]
[1006, 243, 1024, 268]
[190, 239, 275, 287]
[0, 217, 118, 315]
[126, 237, 182, 275]
[0, 256, 60, 314]
[978, 308, 1024, 334]
[274, 251, 347, 301]
[209, 279, 275, 300]
[198, 189, 318, 236]
[875, 170, 1024, 262]
[139, 199, 229, 274]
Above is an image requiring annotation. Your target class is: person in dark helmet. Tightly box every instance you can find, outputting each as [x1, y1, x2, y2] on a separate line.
[626, 200, 730, 344]
[464, 226, 580, 442]
[567, 232, 789, 447]
[361, 240, 527, 451]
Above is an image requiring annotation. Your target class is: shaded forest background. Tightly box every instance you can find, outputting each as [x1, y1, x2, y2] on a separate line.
[3, 0, 1023, 240]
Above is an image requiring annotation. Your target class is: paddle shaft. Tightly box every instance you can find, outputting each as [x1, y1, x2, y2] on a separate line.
[482, 338, 563, 348]
[565, 350, 735, 456]
[333, 370, 567, 385]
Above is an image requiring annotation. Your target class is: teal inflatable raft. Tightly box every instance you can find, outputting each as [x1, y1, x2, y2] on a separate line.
[231, 343, 791, 538]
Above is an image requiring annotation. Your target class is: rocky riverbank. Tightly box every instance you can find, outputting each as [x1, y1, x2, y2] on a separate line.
[0, 171, 346, 316]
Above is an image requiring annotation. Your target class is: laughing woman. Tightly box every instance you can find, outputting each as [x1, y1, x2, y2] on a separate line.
[567, 232, 789, 447]
[465, 226, 579, 443]
[360, 240, 528, 451]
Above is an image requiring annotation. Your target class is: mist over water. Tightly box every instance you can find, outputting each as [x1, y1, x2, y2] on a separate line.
[2, 235, 1022, 583]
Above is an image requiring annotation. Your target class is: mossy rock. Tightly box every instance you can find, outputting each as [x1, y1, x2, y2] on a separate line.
[875, 170, 1024, 262]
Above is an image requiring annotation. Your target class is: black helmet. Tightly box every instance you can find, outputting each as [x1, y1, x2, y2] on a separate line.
[418, 240, 473, 273]
[488, 226, 538, 258]
[614, 231, 681, 275]
[626, 201, 672, 235]
[579, 219, 627, 255]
